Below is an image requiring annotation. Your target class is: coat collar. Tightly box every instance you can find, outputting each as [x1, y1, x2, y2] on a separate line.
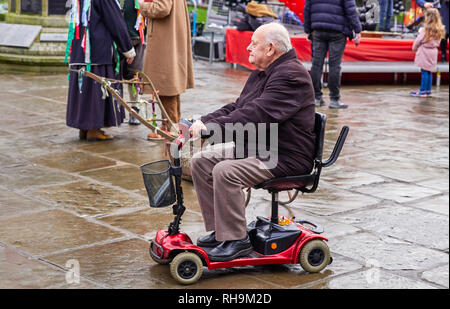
[258, 48, 298, 76]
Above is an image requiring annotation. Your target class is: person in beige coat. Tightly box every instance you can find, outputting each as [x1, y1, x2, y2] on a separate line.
[138, 0, 195, 130]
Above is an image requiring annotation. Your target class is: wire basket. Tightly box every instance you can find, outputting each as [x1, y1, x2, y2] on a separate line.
[140, 160, 176, 208]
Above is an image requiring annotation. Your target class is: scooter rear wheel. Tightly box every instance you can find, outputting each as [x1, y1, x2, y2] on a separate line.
[170, 252, 203, 285]
[299, 239, 330, 273]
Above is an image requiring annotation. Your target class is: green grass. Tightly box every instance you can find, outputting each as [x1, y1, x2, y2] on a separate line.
[187, 4, 207, 24]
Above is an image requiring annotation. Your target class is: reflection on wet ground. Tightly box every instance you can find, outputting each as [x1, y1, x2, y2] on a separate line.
[0, 61, 448, 289]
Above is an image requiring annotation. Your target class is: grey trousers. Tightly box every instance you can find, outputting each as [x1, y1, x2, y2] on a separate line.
[190, 143, 274, 241]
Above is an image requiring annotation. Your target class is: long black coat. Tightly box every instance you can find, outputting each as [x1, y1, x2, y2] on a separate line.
[67, 0, 133, 131]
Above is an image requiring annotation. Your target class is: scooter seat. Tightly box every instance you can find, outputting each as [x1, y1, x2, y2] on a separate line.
[254, 174, 315, 192]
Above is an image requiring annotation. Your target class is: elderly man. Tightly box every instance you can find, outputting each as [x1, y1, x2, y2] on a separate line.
[189, 23, 316, 262]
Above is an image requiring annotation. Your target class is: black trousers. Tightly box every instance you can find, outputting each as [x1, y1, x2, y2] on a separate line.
[310, 30, 347, 101]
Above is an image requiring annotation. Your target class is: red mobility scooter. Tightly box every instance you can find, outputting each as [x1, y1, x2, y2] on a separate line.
[140, 113, 349, 285]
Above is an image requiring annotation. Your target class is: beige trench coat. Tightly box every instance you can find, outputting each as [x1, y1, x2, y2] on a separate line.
[140, 0, 195, 96]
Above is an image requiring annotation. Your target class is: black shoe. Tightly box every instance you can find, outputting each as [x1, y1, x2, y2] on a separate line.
[197, 232, 221, 248]
[208, 235, 253, 262]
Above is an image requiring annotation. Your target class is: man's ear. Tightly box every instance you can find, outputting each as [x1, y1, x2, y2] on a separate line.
[266, 43, 275, 56]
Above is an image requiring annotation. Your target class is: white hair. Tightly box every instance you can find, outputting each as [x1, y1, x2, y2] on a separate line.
[259, 22, 292, 53]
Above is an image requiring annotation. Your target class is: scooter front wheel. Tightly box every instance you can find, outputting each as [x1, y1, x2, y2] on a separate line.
[170, 252, 203, 285]
[299, 239, 330, 273]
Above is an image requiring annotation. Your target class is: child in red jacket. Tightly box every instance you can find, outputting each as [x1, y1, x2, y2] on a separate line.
[410, 8, 446, 98]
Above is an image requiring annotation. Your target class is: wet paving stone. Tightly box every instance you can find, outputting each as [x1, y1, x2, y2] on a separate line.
[0, 105, 56, 131]
[0, 209, 124, 256]
[229, 254, 363, 289]
[80, 164, 145, 191]
[30, 181, 147, 217]
[185, 269, 282, 289]
[417, 176, 450, 193]
[319, 166, 387, 189]
[421, 264, 449, 288]
[340, 154, 447, 183]
[334, 205, 449, 251]
[78, 137, 159, 155]
[31, 151, 117, 173]
[0, 153, 26, 168]
[0, 163, 80, 190]
[15, 122, 78, 145]
[0, 244, 102, 289]
[0, 189, 49, 218]
[310, 269, 436, 289]
[352, 181, 441, 204]
[0, 95, 66, 120]
[0, 131, 74, 158]
[410, 194, 449, 216]
[44, 238, 177, 289]
[104, 144, 167, 167]
[329, 232, 449, 272]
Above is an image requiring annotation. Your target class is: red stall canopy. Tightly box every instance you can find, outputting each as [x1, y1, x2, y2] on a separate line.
[278, 0, 305, 23]
[225, 28, 449, 70]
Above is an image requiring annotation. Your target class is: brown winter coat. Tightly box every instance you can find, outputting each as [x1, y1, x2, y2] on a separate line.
[140, 0, 195, 96]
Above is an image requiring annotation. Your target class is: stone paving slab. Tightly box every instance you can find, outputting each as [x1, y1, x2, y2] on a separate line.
[329, 232, 448, 273]
[0, 189, 49, 218]
[421, 264, 449, 288]
[310, 269, 437, 289]
[30, 181, 148, 217]
[0, 209, 125, 256]
[43, 238, 168, 289]
[31, 151, 117, 173]
[80, 165, 145, 192]
[334, 204, 449, 251]
[0, 244, 99, 289]
[0, 163, 79, 191]
[410, 194, 449, 216]
[352, 181, 442, 204]
[340, 153, 447, 183]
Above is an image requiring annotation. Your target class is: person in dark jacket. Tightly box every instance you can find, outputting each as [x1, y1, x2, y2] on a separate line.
[121, 0, 147, 125]
[189, 23, 316, 262]
[304, 0, 362, 109]
[66, 0, 135, 141]
[441, 0, 449, 62]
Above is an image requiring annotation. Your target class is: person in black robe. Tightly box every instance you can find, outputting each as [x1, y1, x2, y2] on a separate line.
[66, 0, 135, 141]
